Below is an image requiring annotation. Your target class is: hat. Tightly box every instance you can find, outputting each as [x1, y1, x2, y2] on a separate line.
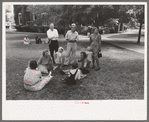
[70, 23, 77, 28]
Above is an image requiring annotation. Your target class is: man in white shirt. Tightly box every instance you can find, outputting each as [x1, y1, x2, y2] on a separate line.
[47, 23, 59, 64]
[64, 23, 79, 65]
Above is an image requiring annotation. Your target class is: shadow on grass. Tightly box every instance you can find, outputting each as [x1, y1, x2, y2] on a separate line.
[6, 48, 144, 100]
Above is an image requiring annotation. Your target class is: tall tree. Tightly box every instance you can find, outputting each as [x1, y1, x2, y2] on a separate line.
[134, 5, 144, 44]
[114, 5, 144, 43]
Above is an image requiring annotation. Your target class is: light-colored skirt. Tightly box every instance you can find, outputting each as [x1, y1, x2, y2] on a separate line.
[24, 76, 52, 91]
[38, 63, 53, 73]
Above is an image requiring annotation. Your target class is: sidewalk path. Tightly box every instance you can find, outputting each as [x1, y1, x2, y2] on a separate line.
[78, 29, 145, 54]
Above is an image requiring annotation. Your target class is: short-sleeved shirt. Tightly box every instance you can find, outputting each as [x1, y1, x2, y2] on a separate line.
[37, 55, 53, 65]
[90, 33, 101, 52]
[65, 30, 79, 42]
[47, 29, 59, 40]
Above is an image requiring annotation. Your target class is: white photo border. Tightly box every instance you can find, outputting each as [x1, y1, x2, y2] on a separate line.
[2, 2, 147, 120]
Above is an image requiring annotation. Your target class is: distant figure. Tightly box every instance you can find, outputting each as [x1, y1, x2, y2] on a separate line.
[47, 23, 59, 64]
[35, 36, 42, 44]
[23, 35, 31, 44]
[23, 60, 53, 91]
[64, 23, 79, 65]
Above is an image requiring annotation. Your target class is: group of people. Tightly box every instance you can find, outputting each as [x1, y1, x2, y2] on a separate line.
[23, 23, 102, 91]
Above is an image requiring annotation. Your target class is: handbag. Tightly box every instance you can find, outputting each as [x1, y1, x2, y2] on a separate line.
[98, 52, 102, 58]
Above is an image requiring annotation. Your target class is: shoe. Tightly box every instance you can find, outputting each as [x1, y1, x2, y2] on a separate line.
[63, 64, 69, 66]
[91, 66, 95, 69]
[60, 70, 65, 75]
[95, 67, 100, 71]
[60, 78, 66, 83]
[81, 74, 87, 79]
[53, 66, 58, 71]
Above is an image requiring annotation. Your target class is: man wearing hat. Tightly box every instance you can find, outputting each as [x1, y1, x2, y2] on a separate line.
[64, 23, 79, 65]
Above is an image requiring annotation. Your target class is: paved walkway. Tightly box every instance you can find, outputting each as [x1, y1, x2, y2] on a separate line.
[79, 29, 145, 54]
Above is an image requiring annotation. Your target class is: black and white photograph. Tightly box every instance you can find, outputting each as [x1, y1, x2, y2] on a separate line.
[2, 2, 147, 120]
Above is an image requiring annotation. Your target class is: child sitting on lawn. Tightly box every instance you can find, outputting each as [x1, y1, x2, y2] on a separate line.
[61, 62, 86, 85]
[78, 51, 90, 74]
[37, 50, 54, 74]
[23, 35, 31, 44]
[24, 60, 53, 91]
[54, 47, 64, 70]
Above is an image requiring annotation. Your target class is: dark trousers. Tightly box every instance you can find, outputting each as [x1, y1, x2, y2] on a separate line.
[48, 40, 59, 63]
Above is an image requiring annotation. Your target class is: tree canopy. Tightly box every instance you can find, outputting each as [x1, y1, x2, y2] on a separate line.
[26, 5, 144, 27]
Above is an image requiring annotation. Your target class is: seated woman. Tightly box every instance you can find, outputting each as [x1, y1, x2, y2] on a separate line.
[23, 60, 53, 91]
[37, 50, 54, 74]
[78, 51, 90, 74]
[23, 35, 31, 44]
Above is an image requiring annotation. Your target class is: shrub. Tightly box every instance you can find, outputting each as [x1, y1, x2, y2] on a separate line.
[80, 26, 88, 35]
[15, 25, 23, 31]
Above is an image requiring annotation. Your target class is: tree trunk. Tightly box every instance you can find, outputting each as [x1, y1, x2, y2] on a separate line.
[64, 22, 66, 37]
[120, 23, 123, 31]
[137, 20, 143, 44]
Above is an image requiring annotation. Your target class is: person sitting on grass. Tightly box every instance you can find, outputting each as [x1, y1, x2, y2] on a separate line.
[23, 60, 53, 91]
[54, 47, 64, 70]
[78, 51, 90, 74]
[61, 62, 86, 85]
[35, 36, 42, 44]
[23, 35, 31, 44]
[37, 50, 54, 74]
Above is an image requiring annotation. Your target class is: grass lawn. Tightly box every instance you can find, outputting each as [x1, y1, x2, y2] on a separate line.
[6, 32, 144, 100]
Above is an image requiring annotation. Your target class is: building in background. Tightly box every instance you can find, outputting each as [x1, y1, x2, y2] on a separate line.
[5, 4, 15, 29]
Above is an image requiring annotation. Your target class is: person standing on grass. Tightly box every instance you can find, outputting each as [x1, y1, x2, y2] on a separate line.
[89, 27, 101, 71]
[47, 23, 59, 64]
[64, 23, 79, 65]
